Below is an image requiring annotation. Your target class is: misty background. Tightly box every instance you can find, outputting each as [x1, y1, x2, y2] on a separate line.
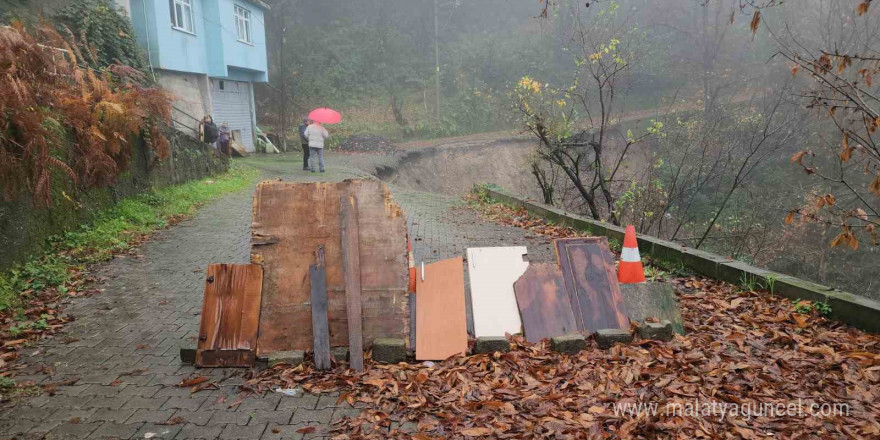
[254, 0, 878, 300]
[1, 0, 876, 300]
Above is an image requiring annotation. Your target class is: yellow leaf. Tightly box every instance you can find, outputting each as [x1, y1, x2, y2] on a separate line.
[858, 1, 870, 16]
[785, 211, 795, 224]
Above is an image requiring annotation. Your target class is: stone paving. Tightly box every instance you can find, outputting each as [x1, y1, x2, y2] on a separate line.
[0, 150, 553, 439]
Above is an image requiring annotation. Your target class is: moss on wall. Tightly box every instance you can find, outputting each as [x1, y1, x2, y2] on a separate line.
[0, 130, 227, 271]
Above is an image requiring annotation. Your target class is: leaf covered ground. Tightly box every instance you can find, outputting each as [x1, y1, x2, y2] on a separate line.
[245, 196, 880, 439]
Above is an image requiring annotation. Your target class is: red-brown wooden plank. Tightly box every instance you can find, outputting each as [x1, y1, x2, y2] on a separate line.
[416, 257, 468, 360]
[196, 264, 263, 367]
[513, 263, 576, 343]
[341, 194, 364, 371]
[555, 238, 629, 333]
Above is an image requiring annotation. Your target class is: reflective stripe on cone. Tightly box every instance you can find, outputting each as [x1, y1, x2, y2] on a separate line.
[618, 225, 646, 284]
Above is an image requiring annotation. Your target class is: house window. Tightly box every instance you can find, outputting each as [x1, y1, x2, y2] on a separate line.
[234, 5, 252, 44]
[170, 0, 195, 34]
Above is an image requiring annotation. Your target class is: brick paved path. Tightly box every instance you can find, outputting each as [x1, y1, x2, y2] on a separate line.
[0, 149, 553, 439]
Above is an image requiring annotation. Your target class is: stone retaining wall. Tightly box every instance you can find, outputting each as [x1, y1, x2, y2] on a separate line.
[0, 129, 228, 271]
[486, 187, 880, 333]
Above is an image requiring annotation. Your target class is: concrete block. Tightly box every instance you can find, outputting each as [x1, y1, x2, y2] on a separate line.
[774, 275, 831, 303]
[620, 283, 684, 334]
[330, 346, 349, 362]
[473, 336, 510, 354]
[179, 348, 195, 364]
[372, 338, 406, 364]
[638, 320, 674, 341]
[268, 350, 305, 368]
[595, 329, 632, 349]
[825, 290, 880, 334]
[679, 248, 726, 278]
[550, 334, 586, 354]
[716, 260, 773, 285]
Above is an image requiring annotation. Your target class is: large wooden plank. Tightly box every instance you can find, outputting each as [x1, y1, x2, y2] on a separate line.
[310, 246, 331, 370]
[556, 238, 629, 333]
[513, 263, 577, 343]
[252, 180, 409, 356]
[416, 257, 468, 360]
[341, 194, 364, 371]
[196, 263, 263, 367]
[466, 247, 529, 337]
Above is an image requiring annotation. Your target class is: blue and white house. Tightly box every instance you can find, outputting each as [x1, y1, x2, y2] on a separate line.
[116, 0, 269, 151]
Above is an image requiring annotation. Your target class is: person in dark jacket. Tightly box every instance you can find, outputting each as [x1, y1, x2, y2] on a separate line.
[218, 122, 231, 156]
[299, 118, 310, 170]
[200, 115, 219, 148]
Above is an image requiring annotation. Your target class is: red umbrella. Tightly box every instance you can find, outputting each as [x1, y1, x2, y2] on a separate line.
[308, 108, 342, 124]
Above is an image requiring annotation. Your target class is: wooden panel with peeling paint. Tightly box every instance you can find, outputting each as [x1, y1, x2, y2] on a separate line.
[196, 263, 263, 367]
[555, 237, 629, 333]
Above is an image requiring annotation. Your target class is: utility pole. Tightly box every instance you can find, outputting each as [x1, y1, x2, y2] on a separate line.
[433, 0, 440, 124]
[281, 2, 289, 152]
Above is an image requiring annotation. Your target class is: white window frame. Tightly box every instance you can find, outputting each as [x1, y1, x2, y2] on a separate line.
[234, 5, 253, 45]
[171, 0, 195, 35]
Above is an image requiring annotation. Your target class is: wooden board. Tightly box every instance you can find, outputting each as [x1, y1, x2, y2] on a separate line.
[231, 130, 248, 156]
[416, 257, 468, 360]
[341, 194, 365, 371]
[555, 238, 629, 333]
[513, 263, 577, 343]
[466, 247, 529, 337]
[252, 179, 409, 356]
[196, 264, 263, 367]
[310, 247, 331, 370]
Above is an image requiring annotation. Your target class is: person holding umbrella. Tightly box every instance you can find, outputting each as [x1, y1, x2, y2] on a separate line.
[304, 108, 341, 173]
[303, 120, 330, 173]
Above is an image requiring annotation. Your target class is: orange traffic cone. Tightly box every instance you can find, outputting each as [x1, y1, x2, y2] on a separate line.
[408, 240, 416, 292]
[618, 225, 646, 283]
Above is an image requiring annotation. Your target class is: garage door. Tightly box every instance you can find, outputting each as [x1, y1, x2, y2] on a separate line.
[210, 79, 254, 152]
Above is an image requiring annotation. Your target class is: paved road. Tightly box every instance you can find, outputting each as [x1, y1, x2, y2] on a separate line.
[0, 149, 553, 439]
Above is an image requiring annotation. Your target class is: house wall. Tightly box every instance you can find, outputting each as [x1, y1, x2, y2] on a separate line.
[216, 0, 268, 82]
[159, 71, 213, 136]
[127, 0, 268, 151]
[130, 0, 268, 82]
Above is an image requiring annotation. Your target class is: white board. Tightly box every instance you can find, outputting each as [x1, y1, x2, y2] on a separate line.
[466, 247, 529, 337]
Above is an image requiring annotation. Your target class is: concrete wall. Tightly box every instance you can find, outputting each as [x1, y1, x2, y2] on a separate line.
[485, 187, 880, 333]
[159, 70, 213, 135]
[0, 130, 228, 273]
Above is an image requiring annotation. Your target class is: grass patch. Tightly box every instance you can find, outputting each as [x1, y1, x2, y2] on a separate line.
[0, 162, 258, 314]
